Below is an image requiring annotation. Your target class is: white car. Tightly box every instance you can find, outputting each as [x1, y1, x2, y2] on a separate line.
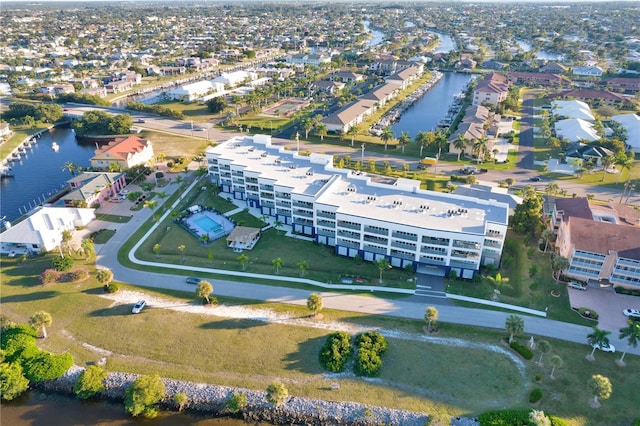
[120, 189, 130, 196]
[132, 299, 146, 314]
[623, 308, 640, 319]
[591, 342, 615, 353]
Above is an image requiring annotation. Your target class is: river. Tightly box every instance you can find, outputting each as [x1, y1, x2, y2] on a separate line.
[515, 39, 563, 61]
[391, 72, 473, 139]
[431, 31, 456, 54]
[0, 127, 95, 223]
[363, 20, 385, 48]
[1, 391, 254, 426]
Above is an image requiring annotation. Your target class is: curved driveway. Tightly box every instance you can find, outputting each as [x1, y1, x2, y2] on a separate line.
[93, 179, 639, 356]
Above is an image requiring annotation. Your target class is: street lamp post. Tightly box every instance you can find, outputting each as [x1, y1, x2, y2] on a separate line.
[361, 143, 365, 164]
[190, 120, 194, 138]
[296, 131, 300, 153]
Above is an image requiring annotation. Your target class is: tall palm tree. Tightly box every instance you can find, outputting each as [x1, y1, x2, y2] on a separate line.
[375, 258, 391, 283]
[541, 229, 555, 253]
[381, 126, 394, 151]
[549, 354, 563, 379]
[29, 311, 52, 339]
[505, 314, 524, 343]
[618, 320, 640, 364]
[587, 326, 611, 359]
[301, 117, 313, 139]
[398, 131, 411, 153]
[314, 123, 327, 141]
[601, 155, 615, 182]
[272, 257, 283, 273]
[615, 156, 633, 184]
[237, 253, 249, 271]
[433, 130, 448, 160]
[453, 134, 467, 161]
[414, 131, 429, 157]
[62, 162, 77, 176]
[348, 126, 358, 147]
[473, 137, 489, 164]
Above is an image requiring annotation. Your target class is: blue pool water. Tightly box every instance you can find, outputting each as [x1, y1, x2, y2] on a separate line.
[194, 215, 222, 233]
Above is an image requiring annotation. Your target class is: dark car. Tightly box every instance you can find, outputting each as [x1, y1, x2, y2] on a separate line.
[529, 177, 541, 182]
[186, 277, 202, 285]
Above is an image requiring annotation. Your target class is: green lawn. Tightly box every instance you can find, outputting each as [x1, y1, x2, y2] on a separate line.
[1, 255, 638, 424]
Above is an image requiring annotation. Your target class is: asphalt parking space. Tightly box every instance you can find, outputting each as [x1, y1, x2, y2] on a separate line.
[568, 285, 640, 332]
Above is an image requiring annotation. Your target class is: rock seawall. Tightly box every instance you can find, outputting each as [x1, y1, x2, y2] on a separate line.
[34, 367, 478, 425]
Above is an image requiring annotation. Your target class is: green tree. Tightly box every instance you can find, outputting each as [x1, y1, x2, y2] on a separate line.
[226, 391, 248, 413]
[551, 255, 570, 275]
[237, 253, 249, 271]
[487, 273, 510, 290]
[178, 244, 186, 263]
[537, 340, 551, 364]
[587, 374, 612, 407]
[587, 327, 611, 359]
[512, 187, 543, 235]
[173, 393, 188, 412]
[398, 131, 411, 153]
[306, 293, 323, 317]
[314, 122, 327, 141]
[23, 351, 73, 382]
[62, 161, 77, 176]
[424, 306, 438, 332]
[29, 311, 52, 339]
[272, 257, 283, 274]
[549, 354, 563, 379]
[381, 126, 394, 151]
[541, 229, 555, 253]
[124, 374, 166, 418]
[0, 362, 29, 401]
[96, 268, 114, 287]
[453, 134, 467, 161]
[153, 244, 161, 259]
[505, 314, 524, 344]
[80, 237, 95, 259]
[375, 258, 391, 283]
[74, 365, 108, 399]
[196, 280, 214, 304]
[319, 331, 352, 372]
[266, 381, 288, 406]
[297, 260, 308, 277]
[618, 320, 640, 364]
[206, 97, 227, 113]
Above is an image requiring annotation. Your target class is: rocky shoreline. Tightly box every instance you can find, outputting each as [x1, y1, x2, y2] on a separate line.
[34, 366, 479, 425]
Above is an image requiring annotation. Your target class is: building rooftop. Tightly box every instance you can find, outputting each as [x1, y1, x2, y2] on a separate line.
[569, 216, 640, 260]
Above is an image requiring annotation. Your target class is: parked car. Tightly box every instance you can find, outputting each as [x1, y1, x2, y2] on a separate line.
[186, 277, 202, 285]
[567, 281, 587, 291]
[529, 176, 542, 182]
[623, 308, 640, 319]
[120, 189, 130, 195]
[132, 299, 146, 314]
[460, 167, 477, 175]
[136, 118, 145, 123]
[591, 342, 615, 353]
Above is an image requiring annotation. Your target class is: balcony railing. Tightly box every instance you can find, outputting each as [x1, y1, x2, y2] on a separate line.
[364, 226, 388, 236]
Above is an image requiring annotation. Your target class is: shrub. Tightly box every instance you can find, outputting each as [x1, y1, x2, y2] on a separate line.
[226, 391, 248, 414]
[0, 362, 30, 401]
[124, 374, 166, 418]
[319, 331, 352, 372]
[40, 269, 61, 284]
[266, 381, 288, 406]
[23, 351, 73, 382]
[167, 161, 173, 168]
[74, 365, 108, 399]
[550, 416, 570, 426]
[509, 341, 533, 360]
[69, 270, 88, 282]
[52, 255, 74, 272]
[104, 283, 119, 293]
[478, 409, 534, 425]
[354, 332, 388, 377]
[577, 307, 599, 320]
[529, 388, 543, 403]
[1, 325, 38, 362]
[173, 393, 188, 411]
[534, 374, 541, 381]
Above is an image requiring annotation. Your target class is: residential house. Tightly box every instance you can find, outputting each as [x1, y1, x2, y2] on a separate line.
[105, 80, 133, 93]
[361, 83, 397, 107]
[167, 80, 224, 102]
[606, 77, 640, 94]
[555, 119, 599, 143]
[321, 99, 377, 133]
[330, 71, 365, 83]
[507, 72, 572, 87]
[550, 100, 595, 121]
[573, 65, 603, 77]
[565, 143, 613, 166]
[472, 73, 509, 106]
[206, 134, 509, 277]
[385, 66, 422, 90]
[552, 198, 640, 290]
[313, 80, 345, 95]
[550, 89, 627, 107]
[0, 122, 13, 140]
[611, 113, 640, 153]
[481, 60, 507, 70]
[62, 172, 126, 208]
[90, 136, 154, 170]
[539, 62, 567, 74]
[0, 206, 95, 255]
[285, 53, 331, 66]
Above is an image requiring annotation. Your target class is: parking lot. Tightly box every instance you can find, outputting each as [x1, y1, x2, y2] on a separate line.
[568, 285, 640, 332]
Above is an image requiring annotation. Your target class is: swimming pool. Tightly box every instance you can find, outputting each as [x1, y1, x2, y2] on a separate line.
[193, 215, 222, 233]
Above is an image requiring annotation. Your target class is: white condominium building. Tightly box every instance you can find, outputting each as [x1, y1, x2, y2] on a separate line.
[206, 135, 509, 279]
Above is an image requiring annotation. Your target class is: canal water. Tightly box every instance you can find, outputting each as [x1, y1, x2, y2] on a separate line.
[391, 72, 473, 139]
[1, 391, 255, 426]
[431, 32, 456, 54]
[0, 127, 95, 223]
[515, 39, 563, 61]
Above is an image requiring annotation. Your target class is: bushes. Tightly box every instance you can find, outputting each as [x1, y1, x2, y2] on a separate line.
[40, 269, 61, 284]
[576, 307, 599, 320]
[74, 366, 108, 399]
[615, 287, 640, 297]
[354, 332, 388, 377]
[509, 341, 534, 360]
[23, 351, 73, 382]
[478, 409, 567, 426]
[319, 331, 352, 373]
[104, 282, 119, 293]
[226, 391, 248, 413]
[52, 255, 74, 272]
[124, 374, 166, 418]
[529, 387, 543, 403]
[68, 270, 89, 282]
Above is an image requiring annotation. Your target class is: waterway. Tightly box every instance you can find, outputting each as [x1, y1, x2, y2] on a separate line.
[515, 39, 563, 61]
[363, 20, 385, 48]
[1, 391, 253, 426]
[391, 72, 473, 139]
[431, 31, 456, 54]
[0, 127, 95, 223]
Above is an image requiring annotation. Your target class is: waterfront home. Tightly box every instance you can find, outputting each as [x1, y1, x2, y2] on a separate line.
[90, 136, 154, 171]
[549, 89, 628, 107]
[550, 100, 595, 121]
[321, 99, 377, 133]
[507, 72, 571, 87]
[539, 62, 567, 74]
[0, 122, 13, 140]
[0, 206, 95, 255]
[472, 73, 509, 106]
[206, 134, 509, 278]
[552, 198, 640, 290]
[61, 172, 126, 208]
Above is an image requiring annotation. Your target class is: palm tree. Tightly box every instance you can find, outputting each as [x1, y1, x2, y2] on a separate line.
[433, 130, 448, 160]
[505, 314, 524, 344]
[618, 320, 640, 364]
[196, 280, 214, 304]
[381, 126, 394, 151]
[297, 260, 308, 277]
[414, 131, 429, 157]
[272, 257, 283, 274]
[347, 126, 358, 147]
[549, 354, 563, 379]
[541, 229, 555, 253]
[453, 134, 467, 161]
[62, 162, 77, 176]
[177, 244, 186, 264]
[306, 293, 323, 317]
[29, 311, 52, 339]
[487, 273, 510, 291]
[273, 220, 283, 233]
[537, 340, 551, 364]
[587, 326, 611, 359]
[424, 306, 438, 332]
[314, 123, 327, 141]
[237, 253, 249, 271]
[472, 137, 489, 164]
[551, 255, 570, 276]
[301, 117, 313, 139]
[80, 237, 95, 259]
[152, 243, 161, 259]
[199, 234, 210, 245]
[587, 374, 612, 407]
[375, 258, 391, 283]
[601, 155, 615, 182]
[398, 131, 411, 153]
[544, 182, 560, 196]
[615, 156, 633, 184]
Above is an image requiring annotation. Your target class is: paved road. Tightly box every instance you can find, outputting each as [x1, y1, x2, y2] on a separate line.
[92, 178, 639, 356]
[517, 94, 535, 170]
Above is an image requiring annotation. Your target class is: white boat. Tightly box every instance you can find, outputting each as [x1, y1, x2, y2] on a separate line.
[51, 142, 59, 152]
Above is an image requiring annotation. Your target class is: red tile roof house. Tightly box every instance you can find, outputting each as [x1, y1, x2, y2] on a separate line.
[62, 172, 126, 208]
[90, 136, 154, 171]
[472, 73, 510, 106]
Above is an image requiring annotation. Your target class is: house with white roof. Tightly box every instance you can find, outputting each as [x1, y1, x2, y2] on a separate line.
[555, 118, 599, 143]
[550, 100, 595, 121]
[0, 206, 95, 255]
[572, 65, 603, 77]
[206, 135, 510, 278]
[167, 80, 224, 102]
[611, 113, 640, 153]
[213, 71, 257, 88]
